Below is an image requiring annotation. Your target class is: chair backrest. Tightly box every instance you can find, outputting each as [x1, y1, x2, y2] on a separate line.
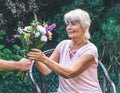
[29, 48, 116, 93]
[98, 60, 116, 93]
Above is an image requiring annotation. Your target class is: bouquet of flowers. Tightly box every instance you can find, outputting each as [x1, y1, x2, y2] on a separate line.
[13, 14, 56, 82]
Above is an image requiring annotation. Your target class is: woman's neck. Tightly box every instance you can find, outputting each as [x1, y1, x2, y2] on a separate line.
[70, 38, 88, 51]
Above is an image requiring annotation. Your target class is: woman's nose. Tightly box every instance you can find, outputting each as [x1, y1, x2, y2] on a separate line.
[66, 25, 72, 31]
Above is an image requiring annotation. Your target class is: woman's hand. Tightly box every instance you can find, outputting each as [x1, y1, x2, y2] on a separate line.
[27, 48, 47, 62]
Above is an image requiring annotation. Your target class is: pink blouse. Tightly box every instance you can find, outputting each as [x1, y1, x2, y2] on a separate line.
[56, 40, 102, 93]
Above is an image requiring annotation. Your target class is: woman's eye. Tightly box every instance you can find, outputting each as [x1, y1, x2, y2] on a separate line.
[66, 23, 69, 26]
[71, 22, 76, 25]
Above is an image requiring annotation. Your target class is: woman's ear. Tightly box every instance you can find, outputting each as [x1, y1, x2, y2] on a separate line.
[82, 27, 87, 33]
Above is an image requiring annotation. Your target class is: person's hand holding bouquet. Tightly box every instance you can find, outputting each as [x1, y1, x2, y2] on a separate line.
[13, 14, 56, 82]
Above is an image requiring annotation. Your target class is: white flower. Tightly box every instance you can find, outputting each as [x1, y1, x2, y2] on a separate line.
[31, 21, 35, 26]
[35, 32, 40, 37]
[37, 25, 46, 34]
[24, 26, 32, 32]
[18, 27, 23, 34]
[41, 35, 47, 42]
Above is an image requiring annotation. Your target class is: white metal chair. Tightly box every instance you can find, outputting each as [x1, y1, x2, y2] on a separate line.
[29, 48, 116, 93]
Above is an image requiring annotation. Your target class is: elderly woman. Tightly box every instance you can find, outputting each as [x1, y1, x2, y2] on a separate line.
[28, 9, 102, 93]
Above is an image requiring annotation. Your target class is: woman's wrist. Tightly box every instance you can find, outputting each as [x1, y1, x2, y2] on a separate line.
[42, 56, 49, 64]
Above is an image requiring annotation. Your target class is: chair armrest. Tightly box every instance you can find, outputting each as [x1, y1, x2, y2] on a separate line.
[98, 61, 116, 93]
[29, 60, 41, 93]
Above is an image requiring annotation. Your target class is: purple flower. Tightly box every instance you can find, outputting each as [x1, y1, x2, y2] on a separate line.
[46, 23, 56, 32]
[34, 26, 37, 30]
[29, 32, 34, 38]
[46, 31, 49, 37]
[13, 35, 20, 38]
[23, 29, 27, 32]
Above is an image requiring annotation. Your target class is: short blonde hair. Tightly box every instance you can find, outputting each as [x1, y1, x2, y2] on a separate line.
[64, 9, 91, 39]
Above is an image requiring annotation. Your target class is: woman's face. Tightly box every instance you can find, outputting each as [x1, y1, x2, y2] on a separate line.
[66, 20, 84, 39]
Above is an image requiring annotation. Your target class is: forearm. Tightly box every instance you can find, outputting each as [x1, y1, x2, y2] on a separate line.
[35, 61, 52, 75]
[43, 57, 72, 78]
[42, 54, 94, 79]
[0, 59, 19, 71]
[28, 48, 71, 77]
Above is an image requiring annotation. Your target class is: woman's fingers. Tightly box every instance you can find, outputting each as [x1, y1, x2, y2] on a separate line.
[27, 49, 44, 61]
[31, 48, 41, 52]
[28, 49, 41, 55]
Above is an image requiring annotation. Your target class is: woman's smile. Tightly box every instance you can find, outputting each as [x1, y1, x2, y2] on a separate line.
[68, 30, 76, 34]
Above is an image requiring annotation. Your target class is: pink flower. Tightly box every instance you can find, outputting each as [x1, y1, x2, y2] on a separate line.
[13, 35, 20, 38]
[26, 40, 33, 45]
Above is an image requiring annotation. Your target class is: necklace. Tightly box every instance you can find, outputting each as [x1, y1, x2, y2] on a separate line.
[69, 43, 79, 58]
[69, 40, 88, 58]
[69, 49, 77, 58]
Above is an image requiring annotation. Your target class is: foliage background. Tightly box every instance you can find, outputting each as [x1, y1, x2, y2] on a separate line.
[0, 0, 120, 93]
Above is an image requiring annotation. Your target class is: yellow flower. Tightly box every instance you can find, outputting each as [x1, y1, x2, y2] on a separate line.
[48, 31, 52, 40]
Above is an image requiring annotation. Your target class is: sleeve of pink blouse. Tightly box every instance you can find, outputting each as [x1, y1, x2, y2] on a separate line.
[55, 40, 66, 52]
[82, 43, 98, 63]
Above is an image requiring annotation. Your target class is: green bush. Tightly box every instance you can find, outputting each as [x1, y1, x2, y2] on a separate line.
[0, 44, 33, 93]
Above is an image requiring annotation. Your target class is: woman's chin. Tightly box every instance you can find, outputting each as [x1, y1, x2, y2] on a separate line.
[68, 34, 74, 38]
